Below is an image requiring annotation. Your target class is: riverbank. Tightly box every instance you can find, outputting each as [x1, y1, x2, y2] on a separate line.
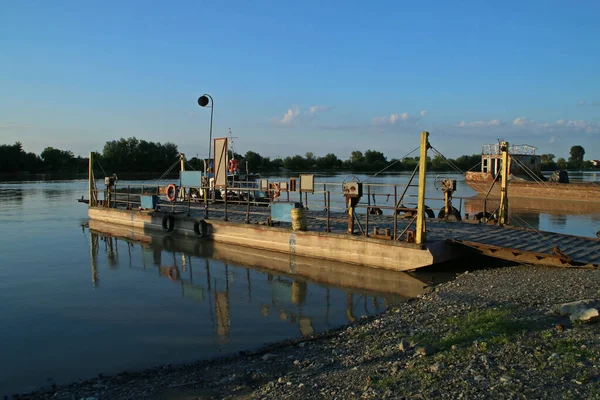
[18, 264, 600, 399]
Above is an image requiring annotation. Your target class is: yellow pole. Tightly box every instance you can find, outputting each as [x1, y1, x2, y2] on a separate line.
[179, 153, 185, 200]
[415, 132, 429, 244]
[444, 190, 450, 216]
[499, 141, 509, 225]
[88, 152, 94, 207]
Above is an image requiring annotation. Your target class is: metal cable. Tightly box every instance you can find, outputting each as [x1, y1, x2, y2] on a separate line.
[143, 159, 181, 194]
[362, 146, 420, 183]
[430, 147, 465, 175]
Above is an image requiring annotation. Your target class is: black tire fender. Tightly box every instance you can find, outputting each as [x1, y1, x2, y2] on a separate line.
[437, 207, 462, 221]
[162, 215, 175, 232]
[193, 219, 208, 237]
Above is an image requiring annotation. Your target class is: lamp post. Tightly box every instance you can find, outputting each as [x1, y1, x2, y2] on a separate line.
[198, 94, 214, 219]
[198, 94, 214, 165]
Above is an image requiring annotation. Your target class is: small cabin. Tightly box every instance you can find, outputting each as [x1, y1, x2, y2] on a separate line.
[480, 144, 541, 178]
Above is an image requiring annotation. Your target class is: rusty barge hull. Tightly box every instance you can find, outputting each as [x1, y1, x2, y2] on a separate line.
[88, 207, 458, 272]
[465, 172, 600, 202]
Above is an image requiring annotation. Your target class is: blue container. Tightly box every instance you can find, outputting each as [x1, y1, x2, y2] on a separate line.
[141, 195, 158, 210]
[271, 202, 301, 222]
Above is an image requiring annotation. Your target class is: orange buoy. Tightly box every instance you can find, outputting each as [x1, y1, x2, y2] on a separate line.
[166, 184, 177, 202]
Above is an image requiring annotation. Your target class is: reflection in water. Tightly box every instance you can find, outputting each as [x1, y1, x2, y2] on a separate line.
[549, 214, 567, 227]
[87, 222, 430, 339]
[463, 196, 600, 238]
[512, 212, 540, 231]
[0, 188, 24, 207]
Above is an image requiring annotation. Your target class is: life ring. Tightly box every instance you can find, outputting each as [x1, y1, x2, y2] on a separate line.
[167, 266, 180, 281]
[272, 183, 281, 199]
[193, 219, 208, 237]
[162, 215, 175, 232]
[228, 159, 239, 173]
[166, 184, 178, 202]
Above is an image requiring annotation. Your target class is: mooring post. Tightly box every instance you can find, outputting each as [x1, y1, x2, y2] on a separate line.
[393, 185, 398, 240]
[347, 199, 354, 234]
[415, 131, 429, 244]
[245, 188, 250, 224]
[326, 191, 330, 232]
[88, 152, 94, 207]
[499, 141, 509, 225]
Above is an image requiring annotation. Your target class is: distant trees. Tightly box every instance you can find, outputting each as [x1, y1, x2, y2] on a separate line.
[540, 153, 557, 171]
[0, 142, 86, 174]
[233, 150, 480, 173]
[568, 145, 585, 170]
[99, 137, 179, 173]
[0, 142, 41, 173]
[0, 140, 593, 175]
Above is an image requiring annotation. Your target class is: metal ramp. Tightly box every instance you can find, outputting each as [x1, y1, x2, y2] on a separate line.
[430, 222, 600, 269]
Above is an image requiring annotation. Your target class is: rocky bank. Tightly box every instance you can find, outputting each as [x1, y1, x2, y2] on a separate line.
[17, 264, 600, 399]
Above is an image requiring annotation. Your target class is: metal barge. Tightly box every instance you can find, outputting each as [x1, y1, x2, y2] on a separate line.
[465, 143, 600, 202]
[84, 133, 600, 271]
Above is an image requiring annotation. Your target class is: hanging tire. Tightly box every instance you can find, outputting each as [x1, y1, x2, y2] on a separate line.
[424, 206, 435, 219]
[396, 204, 434, 218]
[162, 215, 175, 232]
[438, 207, 462, 222]
[193, 219, 208, 237]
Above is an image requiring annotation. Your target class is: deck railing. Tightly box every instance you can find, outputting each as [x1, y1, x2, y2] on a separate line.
[91, 179, 474, 243]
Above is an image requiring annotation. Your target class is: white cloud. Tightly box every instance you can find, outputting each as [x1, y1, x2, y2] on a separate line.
[390, 112, 409, 123]
[420, 110, 427, 117]
[372, 112, 414, 125]
[276, 105, 332, 125]
[280, 106, 300, 125]
[555, 119, 586, 128]
[513, 117, 535, 126]
[577, 99, 600, 107]
[549, 136, 555, 144]
[456, 119, 504, 127]
[307, 105, 332, 115]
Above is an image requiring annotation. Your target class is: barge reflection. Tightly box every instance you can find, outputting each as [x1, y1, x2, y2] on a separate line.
[88, 220, 436, 338]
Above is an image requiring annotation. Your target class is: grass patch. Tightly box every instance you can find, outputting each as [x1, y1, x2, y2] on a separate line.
[369, 375, 397, 390]
[411, 308, 528, 351]
[440, 308, 527, 349]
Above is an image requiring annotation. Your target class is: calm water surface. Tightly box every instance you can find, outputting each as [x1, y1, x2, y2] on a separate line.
[0, 173, 598, 395]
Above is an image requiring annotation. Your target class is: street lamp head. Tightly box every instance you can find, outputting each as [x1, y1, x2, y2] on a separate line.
[198, 95, 210, 107]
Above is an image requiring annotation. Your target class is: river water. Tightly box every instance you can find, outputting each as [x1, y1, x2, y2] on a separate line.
[0, 172, 598, 396]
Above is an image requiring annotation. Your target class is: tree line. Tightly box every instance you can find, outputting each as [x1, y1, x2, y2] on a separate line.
[189, 150, 483, 173]
[0, 138, 594, 175]
[540, 145, 591, 171]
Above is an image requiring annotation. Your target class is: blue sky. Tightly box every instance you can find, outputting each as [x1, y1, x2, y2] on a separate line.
[1, 0, 599, 160]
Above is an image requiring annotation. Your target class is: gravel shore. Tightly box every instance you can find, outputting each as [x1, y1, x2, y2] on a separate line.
[18, 264, 600, 400]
